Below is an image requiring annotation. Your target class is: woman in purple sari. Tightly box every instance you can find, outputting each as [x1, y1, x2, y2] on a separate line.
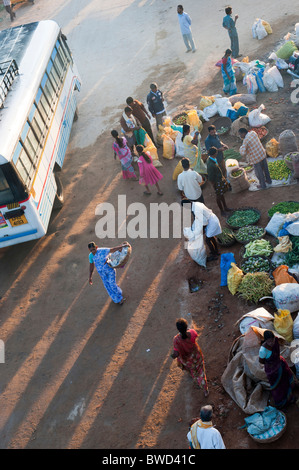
[111, 130, 137, 180]
[259, 330, 295, 409]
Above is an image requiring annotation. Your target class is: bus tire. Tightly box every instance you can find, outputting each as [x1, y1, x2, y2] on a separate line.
[74, 107, 78, 122]
[53, 173, 64, 209]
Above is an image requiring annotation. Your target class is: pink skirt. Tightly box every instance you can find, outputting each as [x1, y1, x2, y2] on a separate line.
[139, 165, 163, 186]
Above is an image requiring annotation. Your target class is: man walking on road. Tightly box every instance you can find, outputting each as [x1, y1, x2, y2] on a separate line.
[222, 6, 241, 59]
[146, 83, 166, 130]
[177, 5, 196, 53]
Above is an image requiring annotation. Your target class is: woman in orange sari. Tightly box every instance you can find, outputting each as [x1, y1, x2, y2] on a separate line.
[171, 318, 209, 396]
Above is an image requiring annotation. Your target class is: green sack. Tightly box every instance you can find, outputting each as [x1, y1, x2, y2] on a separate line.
[276, 40, 298, 60]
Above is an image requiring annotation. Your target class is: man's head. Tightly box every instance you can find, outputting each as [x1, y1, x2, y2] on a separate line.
[200, 405, 213, 423]
[208, 125, 216, 136]
[177, 5, 183, 14]
[181, 158, 190, 170]
[126, 97, 134, 106]
[124, 106, 133, 117]
[238, 128, 248, 139]
[150, 83, 158, 92]
[208, 146, 218, 157]
[225, 6, 232, 15]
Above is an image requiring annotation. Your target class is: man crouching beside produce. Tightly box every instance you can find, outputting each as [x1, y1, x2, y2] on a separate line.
[239, 128, 272, 190]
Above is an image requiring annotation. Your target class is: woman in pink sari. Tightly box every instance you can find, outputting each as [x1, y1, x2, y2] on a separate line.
[136, 144, 163, 195]
[111, 130, 137, 180]
[171, 318, 209, 396]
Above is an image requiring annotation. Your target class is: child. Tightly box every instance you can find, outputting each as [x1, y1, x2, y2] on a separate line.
[136, 145, 163, 196]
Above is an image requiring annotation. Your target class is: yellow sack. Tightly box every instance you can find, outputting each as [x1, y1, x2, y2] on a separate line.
[262, 20, 272, 35]
[274, 309, 293, 343]
[227, 263, 244, 295]
[162, 134, 175, 159]
[163, 116, 172, 127]
[199, 96, 215, 110]
[163, 126, 179, 142]
[242, 56, 250, 63]
[233, 101, 245, 110]
[266, 138, 279, 158]
[172, 160, 183, 181]
[187, 109, 203, 132]
[156, 124, 165, 146]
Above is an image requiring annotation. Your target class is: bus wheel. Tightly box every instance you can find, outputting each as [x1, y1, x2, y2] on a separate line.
[74, 107, 79, 122]
[53, 173, 64, 209]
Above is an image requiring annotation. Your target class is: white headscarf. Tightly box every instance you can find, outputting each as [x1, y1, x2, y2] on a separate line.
[192, 202, 213, 226]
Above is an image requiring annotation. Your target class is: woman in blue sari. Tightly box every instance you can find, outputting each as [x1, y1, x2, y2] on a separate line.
[88, 241, 128, 305]
[221, 49, 237, 96]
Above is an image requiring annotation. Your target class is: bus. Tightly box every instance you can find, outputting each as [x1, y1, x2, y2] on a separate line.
[0, 20, 81, 248]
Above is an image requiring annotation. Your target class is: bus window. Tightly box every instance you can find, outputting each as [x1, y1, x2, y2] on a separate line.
[16, 147, 35, 186]
[0, 166, 14, 205]
[0, 164, 28, 205]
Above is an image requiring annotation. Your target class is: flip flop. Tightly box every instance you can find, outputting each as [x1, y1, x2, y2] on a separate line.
[144, 191, 151, 195]
[119, 297, 127, 305]
[157, 192, 163, 196]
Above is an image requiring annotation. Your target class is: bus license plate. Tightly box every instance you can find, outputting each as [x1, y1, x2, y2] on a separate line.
[10, 214, 28, 227]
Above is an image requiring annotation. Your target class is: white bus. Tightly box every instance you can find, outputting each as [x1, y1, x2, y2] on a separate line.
[0, 20, 81, 248]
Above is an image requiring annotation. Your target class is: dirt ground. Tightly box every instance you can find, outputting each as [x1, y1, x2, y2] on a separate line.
[0, 4, 299, 451]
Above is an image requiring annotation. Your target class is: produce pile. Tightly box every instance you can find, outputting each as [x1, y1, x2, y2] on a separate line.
[227, 209, 260, 228]
[250, 126, 268, 140]
[216, 228, 235, 246]
[237, 272, 274, 304]
[285, 235, 299, 267]
[172, 113, 188, 125]
[243, 239, 273, 257]
[241, 256, 271, 273]
[217, 126, 229, 135]
[268, 201, 299, 218]
[231, 170, 243, 178]
[234, 225, 265, 243]
[268, 160, 291, 181]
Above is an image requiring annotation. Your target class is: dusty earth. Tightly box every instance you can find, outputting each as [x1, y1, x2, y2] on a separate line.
[0, 0, 299, 453]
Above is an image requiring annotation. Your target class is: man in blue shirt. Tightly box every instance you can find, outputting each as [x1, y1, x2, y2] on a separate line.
[222, 6, 241, 59]
[205, 125, 228, 176]
[146, 83, 166, 130]
[177, 5, 196, 53]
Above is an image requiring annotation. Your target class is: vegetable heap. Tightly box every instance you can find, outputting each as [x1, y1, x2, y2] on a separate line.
[285, 152, 299, 161]
[244, 239, 273, 257]
[227, 209, 260, 228]
[231, 170, 243, 178]
[235, 225, 265, 243]
[217, 126, 229, 135]
[251, 126, 268, 140]
[268, 160, 291, 181]
[285, 235, 299, 267]
[173, 113, 188, 125]
[216, 228, 235, 246]
[237, 272, 274, 304]
[244, 165, 253, 172]
[241, 256, 270, 273]
[268, 201, 299, 218]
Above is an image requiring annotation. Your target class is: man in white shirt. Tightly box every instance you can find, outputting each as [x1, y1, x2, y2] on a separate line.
[177, 5, 196, 53]
[187, 405, 226, 449]
[177, 158, 204, 203]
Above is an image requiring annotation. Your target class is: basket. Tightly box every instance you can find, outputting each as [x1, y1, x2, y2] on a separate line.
[234, 225, 266, 245]
[241, 255, 272, 274]
[229, 168, 250, 194]
[213, 116, 232, 135]
[284, 155, 294, 170]
[240, 240, 273, 260]
[106, 243, 132, 269]
[216, 228, 236, 247]
[172, 112, 188, 126]
[249, 412, 287, 444]
[226, 207, 261, 230]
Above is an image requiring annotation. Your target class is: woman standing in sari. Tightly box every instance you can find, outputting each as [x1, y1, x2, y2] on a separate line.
[171, 318, 209, 396]
[259, 330, 296, 409]
[221, 49, 237, 96]
[111, 130, 137, 180]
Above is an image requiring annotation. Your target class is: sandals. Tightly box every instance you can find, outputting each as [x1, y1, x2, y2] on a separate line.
[119, 297, 127, 305]
[157, 192, 163, 196]
[143, 191, 151, 195]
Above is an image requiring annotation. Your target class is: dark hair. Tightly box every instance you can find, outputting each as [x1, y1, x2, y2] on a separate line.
[181, 158, 190, 170]
[88, 241, 96, 249]
[111, 129, 124, 148]
[208, 146, 218, 156]
[126, 97, 133, 105]
[238, 128, 248, 135]
[225, 48, 232, 56]
[225, 6, 232, 15]
[176, 318, 188, 339]
[200, 405, 213, 422]
[264, 330, 275, 341]
[177, 4, 183, 9]
[182, 124, 190, 142]
[208, 125, 216, 132]
[124, 106, 132, 114]
[150, 83, 158, 91]
[136, 144, 151, 163]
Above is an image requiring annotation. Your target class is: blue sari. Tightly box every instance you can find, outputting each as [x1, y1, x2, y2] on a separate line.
[221, 56, 237, 96]
[93, 248, 123, 304]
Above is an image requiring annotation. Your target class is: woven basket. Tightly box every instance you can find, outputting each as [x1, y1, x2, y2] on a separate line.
[284, 155, 294, 170]
[249, 412, 287, 444]
[213, 116, 232, 135]
[229, 168, 250, 194]
[172, 112, 188, 126]
[226, 207, 261, 230]
[234, 226, 266, 245]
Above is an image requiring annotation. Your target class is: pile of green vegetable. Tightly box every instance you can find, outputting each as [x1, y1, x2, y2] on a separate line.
[217, 126, 229, 135]
[285, 235, 299, 267]
[241, 256, 271, 273]
[268, 201, 299, 218]
[216, 228, 235, 246]
[231, 170, 243, 178]
[244, 165, 253, 172]
[237, 272, 274, 304]
[235, 225, 265, 243]
[173, 113, 188, 125]
[244, 239, 273, 257]
[268, 160, 291, 181]
[227, 209, 260, 228]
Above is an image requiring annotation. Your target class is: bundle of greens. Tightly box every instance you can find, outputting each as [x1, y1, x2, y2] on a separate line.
[227, 209, 260, 228]
[216, 228, 235, 246]
[268, 201, 299, 218]
[268, 161, 291, 181]
[285, 236, 299, 267]
[237, 272, 274, 304]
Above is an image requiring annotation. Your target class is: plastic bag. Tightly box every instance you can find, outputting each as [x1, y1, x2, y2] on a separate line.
[262, 20, 272, 35]
[274, 236, 292, 253]
[272, 283, 299, 313]
[184, 220, 207, 267]
[187, 109, 202, 131]
[199, 96, 214, 110]
[253, 69, 266, 92]
[274, 309, 294, 343]
[276, 40, 298, 60]
[162, 134, 175, 159]
[273, 265, 297, 286]
[175, 132, 185, 157]
[227, 263, 244, 295]
[246, 74, 258, 94]
[248, 104, 271, 127]
[144, 144, 161, 165]
[220, 253, 236, 287]
[265, 213, 286, 237]
[202, 102, 218, 120]
[255, 19, 268, 40]
[266, 138, 279, 158]
[267, 66, 284, 88]
[214, 97, 233, 117]
[263, 68, 279, 92]
[287, 221, 299, 236]
[279, 130, 298, 155]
